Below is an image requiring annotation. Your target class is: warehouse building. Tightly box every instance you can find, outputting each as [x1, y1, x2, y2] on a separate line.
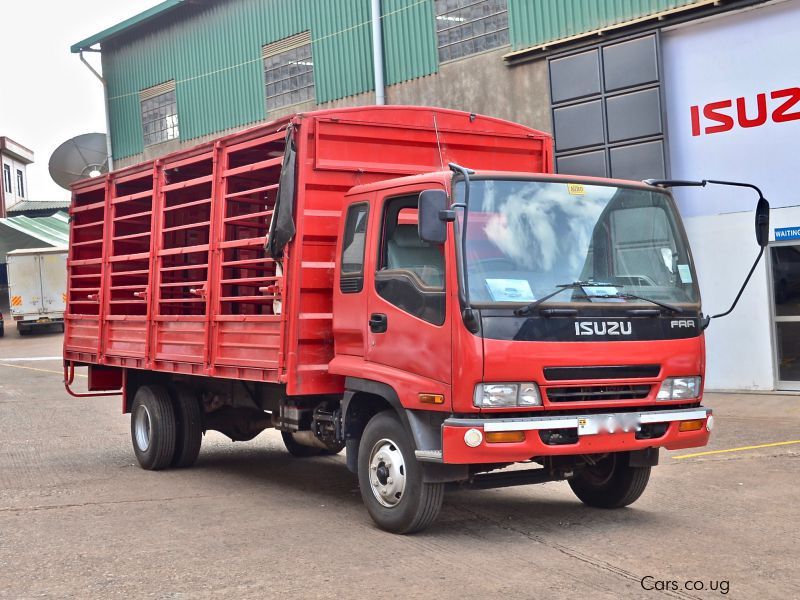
[71, 0, 800, 392]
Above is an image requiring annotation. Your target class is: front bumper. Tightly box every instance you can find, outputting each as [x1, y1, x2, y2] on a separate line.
[439, 406, 712, 464]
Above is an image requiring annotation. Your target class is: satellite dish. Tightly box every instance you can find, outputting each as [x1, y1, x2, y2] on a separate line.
[49, 133, 109, 190]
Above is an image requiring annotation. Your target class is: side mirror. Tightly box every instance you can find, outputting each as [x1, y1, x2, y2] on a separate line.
[755, 197, 770, 247]
[418, 189, 448, 244]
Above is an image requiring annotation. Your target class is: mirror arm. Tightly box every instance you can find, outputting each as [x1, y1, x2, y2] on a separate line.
[703, 179, 765, 199]
[702, 246, 765, 330]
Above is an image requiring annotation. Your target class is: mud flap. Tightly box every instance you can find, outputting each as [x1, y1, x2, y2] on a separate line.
[629, 447, 660, 467]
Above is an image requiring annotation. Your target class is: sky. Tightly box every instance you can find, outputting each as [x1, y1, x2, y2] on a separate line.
[0, 0, 160, 202]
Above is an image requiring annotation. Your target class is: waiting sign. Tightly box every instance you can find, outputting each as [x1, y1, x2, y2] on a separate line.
[775, 227, 800, 241]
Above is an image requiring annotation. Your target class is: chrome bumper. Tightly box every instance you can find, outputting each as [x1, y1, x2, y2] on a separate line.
[444, 406, 711, 434]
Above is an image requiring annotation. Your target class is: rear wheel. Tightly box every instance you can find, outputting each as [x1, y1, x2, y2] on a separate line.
[569, 452, 651, 508]
[357, 411, 443, 534]
[171, 388, 203, 468]
[130, 385, 176, 470]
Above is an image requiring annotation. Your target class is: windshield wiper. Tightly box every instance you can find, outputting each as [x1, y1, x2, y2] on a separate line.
[514, 281, 614, 316]
[514, 283, 684, 316]
[594, 292, 683, 314]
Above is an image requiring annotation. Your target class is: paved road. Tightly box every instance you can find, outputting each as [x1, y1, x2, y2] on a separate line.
[0, 331, 798, 599]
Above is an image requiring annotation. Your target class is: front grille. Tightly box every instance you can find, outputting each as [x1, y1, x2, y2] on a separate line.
[543, 365, 660, 381]
[546, 384, 651, 402]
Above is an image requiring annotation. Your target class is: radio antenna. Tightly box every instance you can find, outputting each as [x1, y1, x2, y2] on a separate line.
[433, 114, 445, 170]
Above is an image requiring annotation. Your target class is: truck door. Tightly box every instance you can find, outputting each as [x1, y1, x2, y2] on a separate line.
[334, 199, 373, 357]
[8, 253, 41, 317]
[39, 252, 67, 316]
[366, 189, 451, 385]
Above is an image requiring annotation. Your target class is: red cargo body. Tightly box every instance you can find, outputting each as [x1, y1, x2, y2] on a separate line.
[64, 107, 552, 396]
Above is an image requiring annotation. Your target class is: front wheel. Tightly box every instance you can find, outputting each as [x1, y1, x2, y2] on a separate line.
[568, 452, 651, 508]
[357, 411, 443, 534]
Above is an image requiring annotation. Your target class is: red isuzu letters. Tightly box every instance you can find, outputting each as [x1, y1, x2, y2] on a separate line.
[65, 107, 717, 533]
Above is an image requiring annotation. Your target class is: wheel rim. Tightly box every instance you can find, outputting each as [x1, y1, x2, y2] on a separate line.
[583, 454, 617, 486]
[134, 405, 152, 452]
[368, 438, 407, 508]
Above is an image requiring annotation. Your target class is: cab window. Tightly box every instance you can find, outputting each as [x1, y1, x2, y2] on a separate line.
[376, 195, 446, 325]
[340, 202, 369, 293]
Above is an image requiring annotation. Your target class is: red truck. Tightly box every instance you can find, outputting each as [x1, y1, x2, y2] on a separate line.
[64, 106, 769, 533]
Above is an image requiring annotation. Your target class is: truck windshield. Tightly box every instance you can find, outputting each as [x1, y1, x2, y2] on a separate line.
[456, 179, 699, 307]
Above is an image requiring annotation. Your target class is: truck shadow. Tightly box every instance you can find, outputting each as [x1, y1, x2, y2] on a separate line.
[188, 446, 661, 534]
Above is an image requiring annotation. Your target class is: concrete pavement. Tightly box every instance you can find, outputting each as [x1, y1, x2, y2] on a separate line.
[0, 331, 798, 599]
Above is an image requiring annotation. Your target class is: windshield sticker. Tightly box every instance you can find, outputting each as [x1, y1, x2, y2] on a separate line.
[567, 183, 585, 196]
[582, 286, 619, 298]
[678, 264, 693, 283]
[486, 279, 535, 302]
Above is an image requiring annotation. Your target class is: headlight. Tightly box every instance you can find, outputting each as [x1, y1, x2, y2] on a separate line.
[657, 376, 701, 401]
[474, 383, 542, 408]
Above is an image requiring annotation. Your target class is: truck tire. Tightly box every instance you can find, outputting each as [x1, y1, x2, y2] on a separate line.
[281, 431, 323, 457]
[569, 453, 651, 508]
[171, 388, 203, 468]
[130, 385, 177, 471]
[357, 411, 444, 534]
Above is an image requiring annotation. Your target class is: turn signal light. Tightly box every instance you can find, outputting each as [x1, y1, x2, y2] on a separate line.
[678, 419, 704, 432]
[419, 393, 444, 405]
[485, 431, 526, 443]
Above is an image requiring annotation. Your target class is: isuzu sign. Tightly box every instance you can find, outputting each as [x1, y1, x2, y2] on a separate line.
[574, 321, 633, 336]
[690, 86, 800, 136]
[663, 1, 800, 217]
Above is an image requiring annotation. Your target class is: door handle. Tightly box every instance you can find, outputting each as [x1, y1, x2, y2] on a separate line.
[369, 313, 388, 333]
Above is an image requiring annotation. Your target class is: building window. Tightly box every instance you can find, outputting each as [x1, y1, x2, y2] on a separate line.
[2, 164, 10, 194]
[15, 169, 24, 198]
[435, 0, 509, 62]
[263, 31, 315, 111]
[140, 81, 179, 147]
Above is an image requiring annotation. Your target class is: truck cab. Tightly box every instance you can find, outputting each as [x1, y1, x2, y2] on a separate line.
[330, 169, 711, 531]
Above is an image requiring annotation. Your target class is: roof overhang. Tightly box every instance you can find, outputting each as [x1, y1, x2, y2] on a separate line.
[503, 0, 737, 64]
[71, 0, 186, 53]
[0, 212, 69, 262]
[0, 137, 34, 164]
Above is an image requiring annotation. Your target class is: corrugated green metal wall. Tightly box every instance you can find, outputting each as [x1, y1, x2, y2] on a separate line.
[508, 0, 700, 50]
[103, 0, 707, 160]
[382, 0, 438, 85]
[104, 0, 376, 159]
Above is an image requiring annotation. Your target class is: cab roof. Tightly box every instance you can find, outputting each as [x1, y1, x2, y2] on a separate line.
[346, 170, 658, 197]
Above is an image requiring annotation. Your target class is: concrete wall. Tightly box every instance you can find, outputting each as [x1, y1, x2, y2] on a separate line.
[682, 202, 800, 391]
[387, 47, 551, 134]
[116, 47, 551, 169]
